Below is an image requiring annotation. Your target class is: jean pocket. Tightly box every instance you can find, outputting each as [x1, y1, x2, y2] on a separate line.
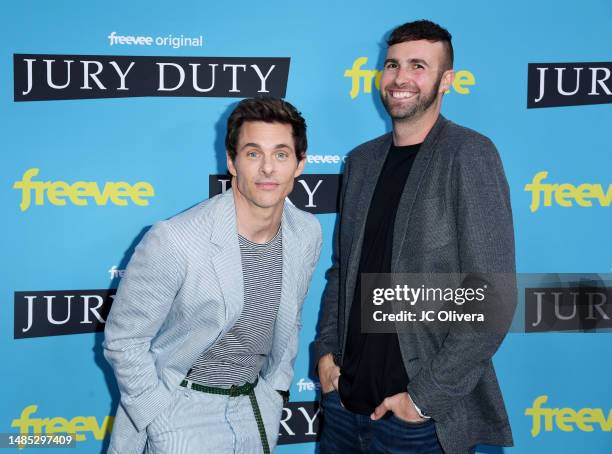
[390, 414, 433, 427]
[321, 389, 348, 412]
[320, 389, 341, 404]
[321, 389, 338, 398]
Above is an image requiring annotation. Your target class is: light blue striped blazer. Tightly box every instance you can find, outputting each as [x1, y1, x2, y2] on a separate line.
[103, 189, 322, 453]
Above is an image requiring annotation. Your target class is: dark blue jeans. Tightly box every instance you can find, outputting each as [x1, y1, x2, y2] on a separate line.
[319, 391, 444, 454]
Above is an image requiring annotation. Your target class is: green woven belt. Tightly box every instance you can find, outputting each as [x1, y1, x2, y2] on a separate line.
[179, 378, 270, 454]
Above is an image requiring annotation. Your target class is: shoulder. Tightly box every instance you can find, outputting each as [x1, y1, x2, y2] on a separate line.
[152, 191, 228, 240]
[440, 122, 509, 187]
[345, 132, 392, 164]
[441, 120, 498, 159]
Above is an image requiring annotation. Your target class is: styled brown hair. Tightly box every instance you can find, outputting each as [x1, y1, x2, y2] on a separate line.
[387, 20, 454, 72]
[225, 97, 307, 162]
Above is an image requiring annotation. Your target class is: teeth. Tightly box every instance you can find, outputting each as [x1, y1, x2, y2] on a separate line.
[391, 91, 415, 99]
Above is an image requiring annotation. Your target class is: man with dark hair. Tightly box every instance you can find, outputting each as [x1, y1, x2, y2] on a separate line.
[104, 97, 322, 454]
[226, 97, 308, 162]
[387, 20, 454, 72]
[315, 19, 516, 453]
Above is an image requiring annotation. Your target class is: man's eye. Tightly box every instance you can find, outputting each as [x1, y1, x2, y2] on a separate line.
[246, 151, 258, 158]
[385, 62, 398, 70]
[414, 64, 425, 70]
[276, 152, 289, 160]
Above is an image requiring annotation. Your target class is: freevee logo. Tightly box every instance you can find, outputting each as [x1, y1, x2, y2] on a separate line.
[306, 154, 345, 165]
[527, 62, 612, 108]
[296, 378, 321, 392]
[524, 171, 611, 212]
[525, 286, 612, 332]
[209, 174, 341, 214]
[525, 395, 612, 437]
[9, 401, 317, 445]
[108, 265, 126, 280]
[14, 289, 115, 339]
[11, 405, 113, 441]
[278, 400, 321, 445]
[344, 56, 476, 99]
[14, 54, 289, 101]
[13, 168, 155, 211]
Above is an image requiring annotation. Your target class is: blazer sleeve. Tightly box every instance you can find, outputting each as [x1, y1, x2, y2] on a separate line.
[313, 157, 352, 369]
[103, 221, 181, 431]
[407, 136, 517, 420]
[269, 219, 323, 392]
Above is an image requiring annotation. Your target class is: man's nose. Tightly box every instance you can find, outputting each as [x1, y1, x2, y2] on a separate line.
[260, 154, 275, 174]
[394, 66, 413, 86]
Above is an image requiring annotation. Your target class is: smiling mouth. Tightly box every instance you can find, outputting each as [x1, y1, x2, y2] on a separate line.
[389, 91, 417, 99]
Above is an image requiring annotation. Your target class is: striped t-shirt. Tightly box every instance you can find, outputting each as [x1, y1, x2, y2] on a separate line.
[186, 228, 282, 387]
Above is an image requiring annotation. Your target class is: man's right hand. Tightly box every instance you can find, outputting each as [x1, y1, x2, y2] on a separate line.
[318, 353, 341, 394]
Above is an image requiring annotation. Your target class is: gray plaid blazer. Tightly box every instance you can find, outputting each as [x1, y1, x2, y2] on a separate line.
[314, 115, 517, 454]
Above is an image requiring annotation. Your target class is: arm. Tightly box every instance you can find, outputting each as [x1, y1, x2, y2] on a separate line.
[268, 220, 323, 393]
[407, 136, 517, 420]
[103, 221, 182, 431]
[313, 157, 352, 373]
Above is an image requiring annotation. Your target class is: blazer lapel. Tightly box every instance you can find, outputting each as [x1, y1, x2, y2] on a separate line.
[391, 115, 449, 270]
[268, 204, 299, 366]
[390, 115, 449, 367]
[344, 134, 393, 327]
[211, 190, 244, 325]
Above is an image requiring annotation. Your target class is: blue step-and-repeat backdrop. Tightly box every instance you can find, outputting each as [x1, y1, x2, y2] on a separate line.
[2, 1, 611, 453]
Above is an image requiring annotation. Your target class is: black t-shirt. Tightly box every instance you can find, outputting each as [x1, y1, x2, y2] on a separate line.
[339, 142, 421, 415]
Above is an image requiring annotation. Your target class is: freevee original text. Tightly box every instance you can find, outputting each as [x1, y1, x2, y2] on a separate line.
[14, 54, 290, 101]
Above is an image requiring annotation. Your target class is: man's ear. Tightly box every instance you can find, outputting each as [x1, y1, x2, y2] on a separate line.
[226, 152, 237, 177]
[440, 69, 454, 94]
[294, 155, 306, 178]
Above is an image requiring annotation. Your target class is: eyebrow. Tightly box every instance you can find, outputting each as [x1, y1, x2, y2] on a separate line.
[239, 143, 293, 151]
[384, 58, 430, 67]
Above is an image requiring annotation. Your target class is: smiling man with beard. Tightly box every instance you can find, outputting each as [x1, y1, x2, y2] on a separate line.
[314, 20, 516, 454]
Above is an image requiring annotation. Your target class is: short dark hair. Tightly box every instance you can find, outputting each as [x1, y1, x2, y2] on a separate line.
[225, 97, 307, 162]
[387, 20, 453, 71]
